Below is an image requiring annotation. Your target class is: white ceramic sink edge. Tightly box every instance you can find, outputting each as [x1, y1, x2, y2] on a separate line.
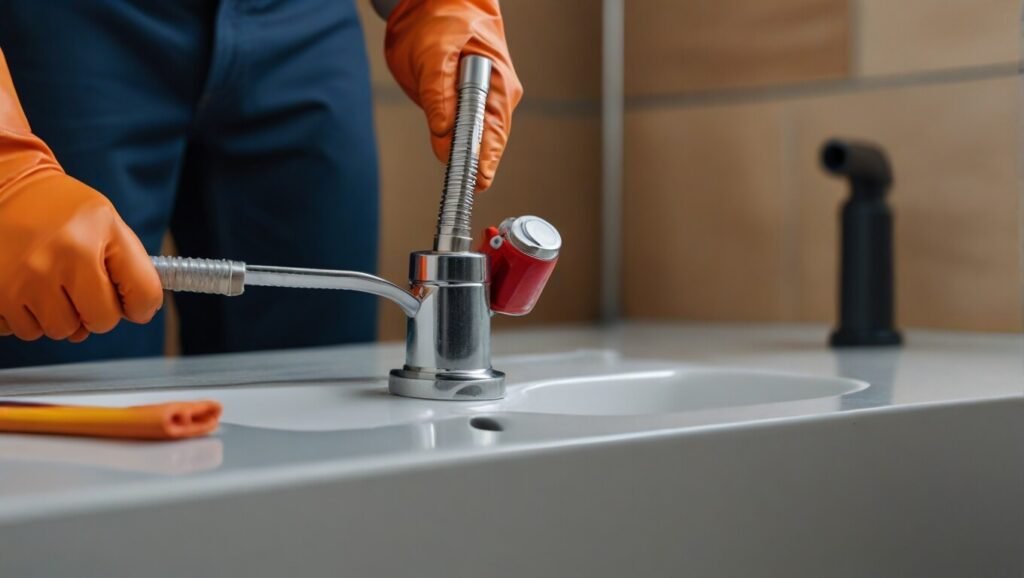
[1, 353, 869, 444]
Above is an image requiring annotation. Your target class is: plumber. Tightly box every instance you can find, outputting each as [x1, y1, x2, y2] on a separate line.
[0, 0, 521, 367]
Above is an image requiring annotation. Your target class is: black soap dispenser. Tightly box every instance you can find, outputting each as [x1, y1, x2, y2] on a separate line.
[821, 139, 902, 347]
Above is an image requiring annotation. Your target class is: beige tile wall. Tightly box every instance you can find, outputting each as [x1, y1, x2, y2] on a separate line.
[623, 102, 792, 321]
[857, 0, 1020, 76]
[626, 0, 851, 96]
[358, 2, 603, 339]
[624, 0, 1023, 332]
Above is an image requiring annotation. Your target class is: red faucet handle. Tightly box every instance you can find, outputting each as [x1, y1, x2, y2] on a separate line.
[480, 216, 561, 316]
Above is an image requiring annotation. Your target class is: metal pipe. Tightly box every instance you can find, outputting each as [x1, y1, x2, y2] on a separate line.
[434, 55, 492, 253]
[601, 0, 624, 322]
[151, 257, 421, 318]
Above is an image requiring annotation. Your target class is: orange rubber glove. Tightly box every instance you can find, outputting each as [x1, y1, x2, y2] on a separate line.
[0, 49, 163, 343]
[385, 0, 523, 191]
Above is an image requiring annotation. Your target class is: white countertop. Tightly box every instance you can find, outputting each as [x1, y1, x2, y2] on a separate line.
[0, 322, 1020, 524]
[490, 323, 1023, 406]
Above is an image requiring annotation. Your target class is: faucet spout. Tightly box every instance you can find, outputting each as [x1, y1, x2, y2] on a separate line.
[151, 257, 421, 318]
[245, 265, 421, 318]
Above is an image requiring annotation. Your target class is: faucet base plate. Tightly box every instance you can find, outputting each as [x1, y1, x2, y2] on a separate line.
[388, 368, 506, 401]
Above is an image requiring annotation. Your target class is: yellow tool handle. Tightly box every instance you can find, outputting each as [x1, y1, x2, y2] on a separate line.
[0, 401, 222, 440]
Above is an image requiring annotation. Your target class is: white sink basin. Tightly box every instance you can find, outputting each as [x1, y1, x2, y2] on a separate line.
[498, 368, 865, 416]
[3, 355, 867, 437]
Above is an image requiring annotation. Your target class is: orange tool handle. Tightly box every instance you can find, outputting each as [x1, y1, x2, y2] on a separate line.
[0, 401, 222, 440]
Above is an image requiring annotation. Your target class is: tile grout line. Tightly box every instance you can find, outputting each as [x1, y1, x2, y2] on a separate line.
[624, 61, 1024, 111]
[369, 61, 1023, 119]
[371, 85, 601, 117]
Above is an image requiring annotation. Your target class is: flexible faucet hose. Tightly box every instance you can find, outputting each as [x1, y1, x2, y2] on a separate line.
[434, 55, 492, 253]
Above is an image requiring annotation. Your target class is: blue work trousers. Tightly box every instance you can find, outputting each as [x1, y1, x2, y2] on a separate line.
[0, 0, 380, 367]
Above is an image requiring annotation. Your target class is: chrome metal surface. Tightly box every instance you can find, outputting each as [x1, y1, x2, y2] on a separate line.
[389, 251, 505, 400]
[387, 367, 506, 401]
[404, 279, 491, 371]
[434, 56, 492, 253]
[152, 257, 245, 297]
[396, 55, 505, 399]
[245, 265, 420, 318]
[409, 251, 488, 284]
[500, 215, 561, 260]
[458, 55, 493, 92]
[153, 251, 505, 400]
[152, 257, 420, 318]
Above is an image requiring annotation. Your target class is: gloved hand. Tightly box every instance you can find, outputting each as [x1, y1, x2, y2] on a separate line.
[385, 0, 523, 191]
[0, 49, 162, 342]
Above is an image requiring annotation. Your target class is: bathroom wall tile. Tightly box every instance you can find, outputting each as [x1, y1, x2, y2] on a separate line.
[856, 0, 1020, 77]
[500, 0, 602, 101]
[622, 102, 791, 321]
[789, 76, 1021, 331]
[372, 103, 443, 341]
[357, 0, 602, 101]
[374, 103, 602, 339]
[625, 0, 851, 97]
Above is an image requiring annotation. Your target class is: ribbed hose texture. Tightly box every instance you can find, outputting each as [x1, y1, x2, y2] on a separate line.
[151, 256, 245, 296]
[435, 84, 488, 251]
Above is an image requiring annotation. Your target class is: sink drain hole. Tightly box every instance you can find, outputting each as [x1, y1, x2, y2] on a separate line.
[469, 416, 504, 432]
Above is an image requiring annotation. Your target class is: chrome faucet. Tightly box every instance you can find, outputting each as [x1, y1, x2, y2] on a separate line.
[152, 56, 560, 401]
